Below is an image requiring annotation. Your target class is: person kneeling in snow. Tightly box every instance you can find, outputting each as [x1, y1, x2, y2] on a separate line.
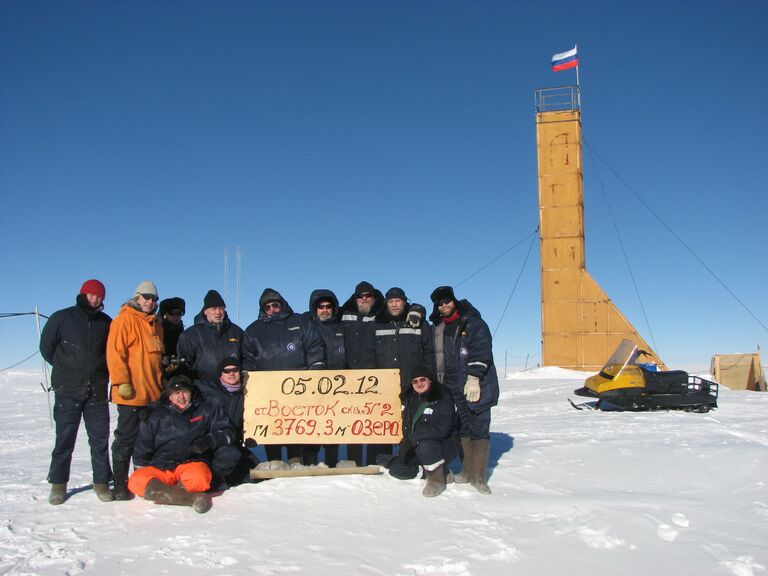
[128, 375, 235, 513]
[388, 365, 458, 497]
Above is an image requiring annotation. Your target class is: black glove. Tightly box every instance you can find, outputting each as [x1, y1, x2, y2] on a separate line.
[244, 438, 258, 448]
[191, 435, 214, 454]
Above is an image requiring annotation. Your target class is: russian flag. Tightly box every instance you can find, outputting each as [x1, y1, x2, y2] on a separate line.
[552, 46, 578, 71]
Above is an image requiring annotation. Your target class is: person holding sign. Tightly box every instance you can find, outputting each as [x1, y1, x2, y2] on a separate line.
[128, 375, 235, 513]
[339, 281, 385, 466]
[388, 364, 457, 497]
[242, 288, 325, 464]
[302, 289, 347, 467]
[430, 286, 499, 495]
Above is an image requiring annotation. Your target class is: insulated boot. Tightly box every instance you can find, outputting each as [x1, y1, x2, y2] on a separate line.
[93, 482, 114, 502]
[112, 457, 133, 501]
[286, 456, 303, 469]
[470, 439, 492, 495]
[192, 493, 212, 514]
[453, 437, 473, 484]
[144, 478, 195, 506]
[422, 464, 447, 498]
[49, 483, 67, 505]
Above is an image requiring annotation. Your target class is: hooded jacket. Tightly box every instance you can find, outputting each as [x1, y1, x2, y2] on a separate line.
[338, 288, 385, 369]
[242, 290, 325, 371]
[39, 294, 112, 401]
[304, 289, 347, 370]
[133, 385, 235, 471]
[106, 301, 165, 407]
[430, 299, 500, 413]
[176, 311, 243, 380]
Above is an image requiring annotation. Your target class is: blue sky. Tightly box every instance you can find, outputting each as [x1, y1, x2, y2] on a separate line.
[2, 0, 766, 373]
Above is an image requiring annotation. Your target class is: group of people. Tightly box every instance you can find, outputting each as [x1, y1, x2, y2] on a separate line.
[40, 277, 499, 512]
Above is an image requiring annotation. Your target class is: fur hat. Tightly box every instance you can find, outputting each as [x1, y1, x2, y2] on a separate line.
[355, 281, 375, 297]
[134, 280, 158, 299]
[430, 285, 456, 305]
[165, 374, 192, 393]
[203, 289, 226, 309]
[410, 364, 435, 383]
[259, 288, 282, 309]
[159, 297, 185, 317]
[217, 356, 241, 375]
[79, 279, 106, 299]
[385, 287, 407, 301]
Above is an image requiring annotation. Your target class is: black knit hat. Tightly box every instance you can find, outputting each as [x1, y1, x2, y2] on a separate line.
[203, 289, 226, 309]
[355, 281, 375, 297]
[259, 288, 282, 309]
[159, 297, 186, 317]
[410, 364, 434, 382]
[165, 374, 193, 393]
[385, 287, 407, 301]
[217, 356, 241, 375]
[430, 286, 456, 304]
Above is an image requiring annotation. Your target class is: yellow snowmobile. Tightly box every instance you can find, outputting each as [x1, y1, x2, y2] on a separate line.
[573, 339, 719, 412]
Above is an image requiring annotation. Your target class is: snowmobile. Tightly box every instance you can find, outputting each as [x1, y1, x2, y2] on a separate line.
[572, 339, 719, 412]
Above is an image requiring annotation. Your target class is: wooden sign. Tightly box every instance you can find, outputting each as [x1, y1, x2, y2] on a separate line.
[243, 369, 402, 445]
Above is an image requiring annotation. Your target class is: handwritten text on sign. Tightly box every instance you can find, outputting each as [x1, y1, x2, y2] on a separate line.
[243, 369, 402, 445]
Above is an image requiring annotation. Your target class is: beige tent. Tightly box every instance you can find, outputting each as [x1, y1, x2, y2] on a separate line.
[711, 353, 766, 391]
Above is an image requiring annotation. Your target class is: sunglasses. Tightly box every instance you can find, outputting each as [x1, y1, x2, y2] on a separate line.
[140, 293, 158, 302]
[264, 301, 281, 311]
[167, 310, 184, 317]
[221, 367, 240, 374]
[356, 292, 373, 299]
[437, 299, 453, 307]
[316, 303, 333, 310]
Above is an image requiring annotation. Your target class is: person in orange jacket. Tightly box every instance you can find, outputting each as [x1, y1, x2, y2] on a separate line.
[106, 280, 164, 500]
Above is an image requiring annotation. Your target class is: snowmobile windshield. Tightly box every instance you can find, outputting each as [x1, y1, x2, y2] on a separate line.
[597, 339, 640, 380]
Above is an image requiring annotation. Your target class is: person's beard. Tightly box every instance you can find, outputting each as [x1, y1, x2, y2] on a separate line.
[357, 301, 373, 315]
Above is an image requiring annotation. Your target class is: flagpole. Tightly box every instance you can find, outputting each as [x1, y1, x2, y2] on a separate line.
[575, 44, 581, 108]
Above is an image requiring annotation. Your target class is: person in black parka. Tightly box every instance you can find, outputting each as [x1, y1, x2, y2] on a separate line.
[128, 375, 235, 513]
[176, 290, 243, 381]
[39, 279, 113, 505]
[430, 286, 499, 495]
[389, 364, 457, 497]
[305, 289, 347, 371]
[194, 357, 258, 488]
[373, 287, 435, 393]
[242, 288, 325, 463]
[159, 296, 186, 374]
[302, 289, 347, 466]
[338, 281, 385, 466]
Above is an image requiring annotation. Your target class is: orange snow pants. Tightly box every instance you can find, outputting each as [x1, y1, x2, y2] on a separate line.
[128, 461, 212, 497]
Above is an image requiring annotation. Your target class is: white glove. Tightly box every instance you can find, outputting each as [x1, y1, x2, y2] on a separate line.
[464, 375, 481, 402]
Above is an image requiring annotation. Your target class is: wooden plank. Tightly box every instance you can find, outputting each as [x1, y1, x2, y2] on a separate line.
[250, 465, 382, 480]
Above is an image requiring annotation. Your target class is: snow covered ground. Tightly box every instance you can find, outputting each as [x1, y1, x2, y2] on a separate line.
[0, 367, 766, 576]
